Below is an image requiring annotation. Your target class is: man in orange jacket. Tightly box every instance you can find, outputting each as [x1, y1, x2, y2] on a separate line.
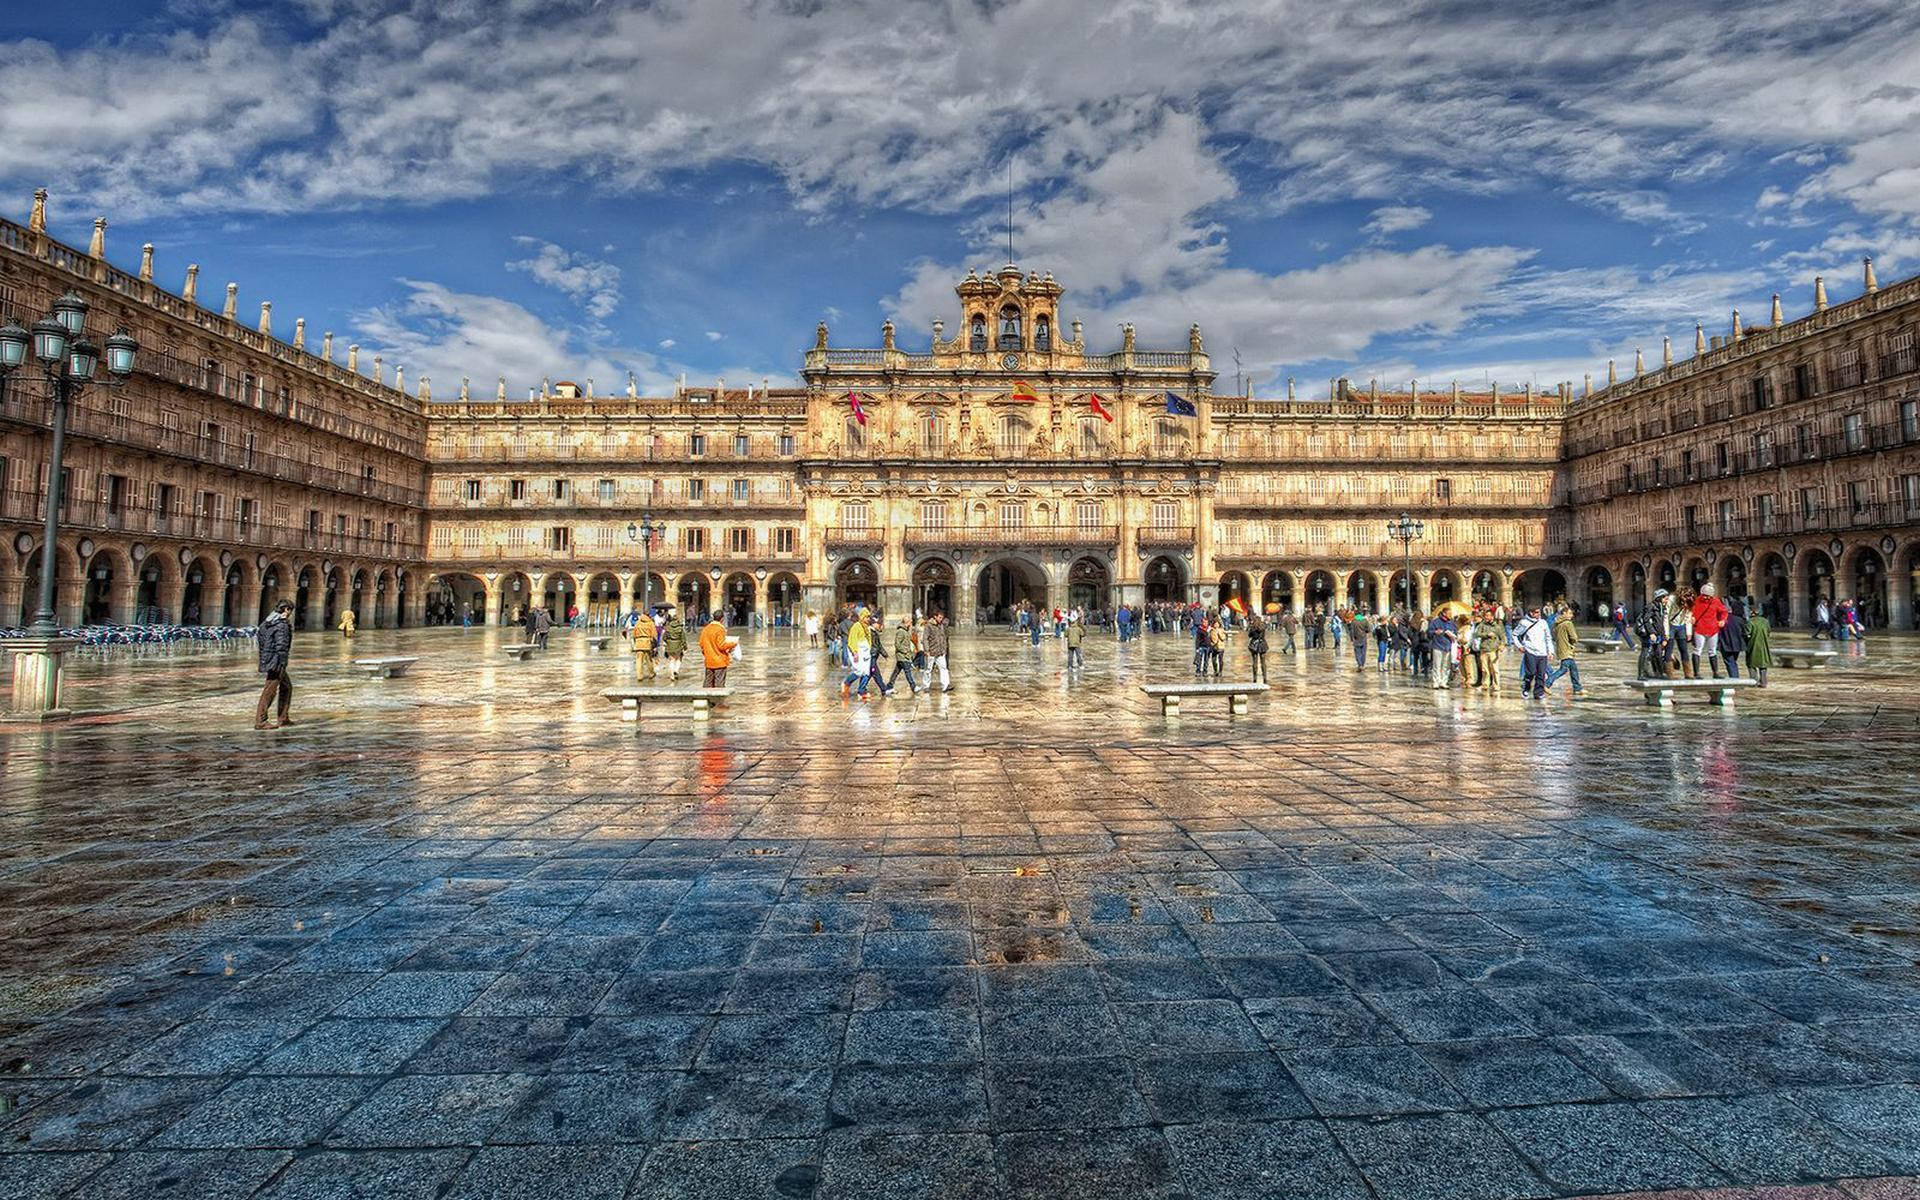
[698, 612, 739, 687]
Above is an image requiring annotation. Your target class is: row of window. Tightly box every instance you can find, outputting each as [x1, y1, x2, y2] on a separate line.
[432, 525, 802, 556]
[451, 475, 798, 504]
[1610, 400, 1920, 491]
[456, 432, 799, 459]
[1678, 475, 1920, 535]
[838, 499, 1186, 533]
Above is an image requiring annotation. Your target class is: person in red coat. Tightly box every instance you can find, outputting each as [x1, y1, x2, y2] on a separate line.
[1691, 583, 1731, 678]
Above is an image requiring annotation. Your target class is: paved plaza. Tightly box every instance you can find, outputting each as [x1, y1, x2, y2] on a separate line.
[1, 626, 1918, 1199]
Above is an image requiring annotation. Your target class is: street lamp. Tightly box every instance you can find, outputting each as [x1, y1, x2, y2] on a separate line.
[628, 513, 665, 613]
[1386, 512, 1424, 613]
[0, 290, 137, 717]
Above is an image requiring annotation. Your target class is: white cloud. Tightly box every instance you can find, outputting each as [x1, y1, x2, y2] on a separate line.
[1364, 205, 1432, 238]
[657, 338, 676, 348]
[506, 237, 622, 320]
[704, 331, 723, 341]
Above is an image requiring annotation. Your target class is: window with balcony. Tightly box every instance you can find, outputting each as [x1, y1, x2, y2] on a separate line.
[732, 478, 751, 502]
[1749, 375, 1775, 411]
[1843, 412, 1865, 451]
[922, 414, 945, 456]
[510, 479, 527, 501]
[553, 478, 571, 501]
[1800, 487, 1821, 522]
[1718, 500, 1735, 535]
[1790, 362, 1816, 402]
[1902, 400, 1918, 442]
[1151, 500, 1179, 530]
[920, 501, 948, 531]
[1830, 347, 1864, 389]
[1751, 430, 1773, 467]
[1796, 424, 1814, 460]
[842, 502, 870, 534]
[845, 417, 866, 452]
[734, 434, 750, 457]
[683, 527, 706, 552]
[1903, 474, 1920, 512]
[1077, 418, 1102, 457]
[1884, 329, 1916, 377]
[1715, 442, 1729, 475]
[997, 415, 1030, 456]
[1308, 524, 1327, 547]
[1848, 480, 1868, 516]
[998, 502, 1025, 532]
[776, 527, 798, 554]
[729, 527, 750, 553]
[1076, 501, 1102, 530]
[106, 474, 128, 517]
[1755, 493, 1776, 532]
[1683, 506, 1698, 541]
[778, 434, 796, 456]
[464, 479, 482, 501]
[689, 434, 707, 456]
[687, 478, 706, 501]
[1681, 449, 1695, 480]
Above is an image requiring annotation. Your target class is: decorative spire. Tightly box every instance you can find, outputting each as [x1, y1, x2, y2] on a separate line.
[1695, 322, 1706, 356]
[1607, 359, 1616, 386]
[497, 376, 507, 402]
[347, 343, 359, 371]
[1634, 348, 1644, 377]
[1814, 275, 1828, 310]
[1582, 372, 1592, 397]
[585, 378, 595, 399]
[183, 264, 199, 304]
[418, 376, 430, 401]
[27, 188, 47, 234]
[88, 217, 106, 259]
[1287, 377, 1297, 400]
[138, 243, 154, 283]
[222, 283, 238, 321]
[257, 302, 272, 335]
[1864, 256, 1878, 294]
[459, 377, 470, 402]
[322, 331, 334, 360]
[1771, 293, 1783, 327]
[394, 365, 405, 394]
[1731, 308, 1742, 341]
[1662, 335, 1672, 367]
[293, 318, 306, 350]
[814, 321, 828, 351]
[1451, 380, 1460, 401]
[881, 319, 896, 351]
[626, 370, 637, 398]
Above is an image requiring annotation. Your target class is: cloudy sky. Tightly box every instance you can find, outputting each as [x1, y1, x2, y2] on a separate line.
[4, 0, 1917, 398]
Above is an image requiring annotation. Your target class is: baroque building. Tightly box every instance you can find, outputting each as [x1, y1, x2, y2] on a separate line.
[2, 191, 1916, 635]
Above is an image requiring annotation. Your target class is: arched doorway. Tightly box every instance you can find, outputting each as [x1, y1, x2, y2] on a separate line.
[295, 567, 315, 629]
[543, 571, 576, 622]
[395, 570, 412, 627]
[182, 556, 215, 625]
[1804, 548, 1836, 622]
[584, 572, 621, 625]
[632, 571, 667, 614]
[676, 572, 712, 619]
[1717, 555, 1749, 603]
[1261, 569, 1293, 614]
[1683, 557, 1710, 593]
[374, 569, 392, 628]
[134, 556, 166, 623]
[1428, 569, 1459, 610]
[1655, 558, 1678, 596]
[976, 556, 1047, 621]
[720, 572, 756, 627]
[83, 549, 120, 624]
[1387, 569, 1415, 612]
[1068, 557, 1110, 615]
[912, 558, 955, 619]
[1513, 569, 1566, 610]
[428, 572, 488, 625]
[1756, 553, 1789, 624]
[19, 546, 74, 627]
[1850, 546, 1888, 628]
[499, 571, 532, 624]
[766, 572, 802, 627]
[1217, 571, 1251, 615]
[349, 569, 369, 625]
[1145, 556, 1186, 605]
[1584, 566, 1614, 619]
[1469, 570, 1499, 604]
[1626, 562, 1648, 616]
[260, 562, 290, 624]
[1304, 569, 1335, 612]
[835, 558, 878, 612]
[1344, 571, 1377, 612]
[223, 562, 251, 626]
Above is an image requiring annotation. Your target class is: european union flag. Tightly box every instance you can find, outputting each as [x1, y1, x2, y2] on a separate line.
[1164, 391, 1197, 417]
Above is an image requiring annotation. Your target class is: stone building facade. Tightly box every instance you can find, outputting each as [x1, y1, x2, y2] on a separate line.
[3, 192, 1916, 634]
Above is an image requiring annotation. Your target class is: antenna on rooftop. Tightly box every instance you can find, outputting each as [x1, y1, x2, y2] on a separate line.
[1233, 347, 1243, 397]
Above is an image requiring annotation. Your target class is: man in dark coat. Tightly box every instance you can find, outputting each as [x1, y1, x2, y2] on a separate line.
[254, 599, 296, 729]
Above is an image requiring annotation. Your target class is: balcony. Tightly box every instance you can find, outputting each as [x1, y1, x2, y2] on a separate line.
[824, 528, 884, 551]
[905, 524, 1120, 548]
[1137, 525, 1196, 548]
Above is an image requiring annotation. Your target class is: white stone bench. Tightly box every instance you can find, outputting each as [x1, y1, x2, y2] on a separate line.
[1141, 682, 1269, 716]
[604, 686, 731, 724]
[1622, 678, 1758, 707]
[501, 644, 537, 661]
[354, 656, 418, 679]
[1578, 638, 1623, 653]
[585, 635, 613, 652]
[1773, 648, 1838, 669]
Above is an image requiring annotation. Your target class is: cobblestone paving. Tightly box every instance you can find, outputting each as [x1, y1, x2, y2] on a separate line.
[1, 626, 1917, 1199]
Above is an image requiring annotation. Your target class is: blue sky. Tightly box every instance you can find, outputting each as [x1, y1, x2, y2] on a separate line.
[3, 0, 1916, 399]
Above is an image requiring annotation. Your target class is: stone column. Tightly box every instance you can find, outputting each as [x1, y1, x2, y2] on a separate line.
[1497, 570, 1515, 611]
[161, 574, 189, 626]
[1413, 569, 1430, 613]
[1899, 565, 1918, 631]
[56, 576, 85, 627]
[1290, 569, 1306, 618]
[486, 575, 506, 626]
[1787, 560, 1809, 629]
[616, 572, 637, 624]
[109, 570, 138, 625]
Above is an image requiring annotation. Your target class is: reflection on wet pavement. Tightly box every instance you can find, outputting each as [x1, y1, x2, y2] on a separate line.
[1, 625, 1917, 1199]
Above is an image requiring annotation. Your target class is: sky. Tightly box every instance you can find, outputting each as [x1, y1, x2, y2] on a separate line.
[3, 0, 1918, 400]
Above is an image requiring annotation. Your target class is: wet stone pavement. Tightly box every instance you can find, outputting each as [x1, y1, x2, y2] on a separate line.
[1, 624, 1918, 1199]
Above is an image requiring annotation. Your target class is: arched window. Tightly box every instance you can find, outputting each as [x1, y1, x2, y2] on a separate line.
[1034, 315, 1052, 351]
[969, 315, 987, 351]
[998, 305, 1023, 351]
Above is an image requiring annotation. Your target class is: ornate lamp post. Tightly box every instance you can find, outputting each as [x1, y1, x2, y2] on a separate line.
[1386, 512, 1424, 612]
[1, 291, 137, 718]
[628, 513, 665, 615]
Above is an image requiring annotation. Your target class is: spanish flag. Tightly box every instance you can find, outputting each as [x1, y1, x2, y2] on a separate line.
[1089, 394, 1114, 422]
[1011, 380, 1040, 402]
[1225, 596, 1247, 616]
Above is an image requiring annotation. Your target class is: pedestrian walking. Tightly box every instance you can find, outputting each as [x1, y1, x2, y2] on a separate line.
[1065, 615, 1085, 671]
[630, 606, 658, 680]
[1744, 599, 1774, 686]
[885, 614, 920, 693]
[841, 607, 873, 699]
[1717, 596, 1747, 679]
[1428, 610, 1457, 690]
[805, 610, 821, 647]
[699, 612, 738, 687]
[1515, 603, 1553, 699]
[337, 608, 355, 637]
[1543, 602, 1585, 697]
[924, 611, 953, 692]
[1246, 612, 1268, 682]
[1691, 583, 1730, 678]
[1635, 591, 1671, 679]
[254, 599, 297, 729]
[660, 606, 688, 680]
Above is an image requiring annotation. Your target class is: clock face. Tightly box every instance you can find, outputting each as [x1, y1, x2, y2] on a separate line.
[1001, 353, 1020, 370]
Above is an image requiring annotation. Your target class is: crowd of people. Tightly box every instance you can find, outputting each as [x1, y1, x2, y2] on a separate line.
[1624, 583, 1777, 684]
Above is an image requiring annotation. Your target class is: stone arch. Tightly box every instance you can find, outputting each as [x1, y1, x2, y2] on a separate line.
[18, 543, 77, 627]
[835, 557, 879, 611]
[1625, 561, 1649, 615]
[1144, 555, 1186, 605]
[1847, 544, 1889, 628]
[428, 572, 488, 625]
[1755, 552, 1789, 624]
[1715, 552, 1749, 601]
[766, 571, 802, 627]
[181, 554, 218, 626]
[720, 571, 756, 627]
[911, 557, 955, 620]
[348, 566, 370, 625]
[977, 554, 1049, 620]
[1583, 565, 1615, 619]
[1468, 569, 1499, 603]
[632, 571, 667, 613]
[543, 570, 577, 621]
[1803, 547, 1837, 617]
[130, 551, 170, 624]
[222, 557, 257, 627]
[1343, 569, 1377, 612]
[1303, 569, 1336, 611]
[1681, 556, 1710, 593]
[374, 568, 394, 628]
[1427, 568, 1461, 609]
[583, 572, 622, 625]
[1260, 569, 1293, 613]
[676, 570, 713, 619]
[260, 559, 294, 624]
[498, 571, 533, 624]
[1513, 568, 1567, 610]
[82, 544, 130, 625]
[1068, 555, 1111, 615]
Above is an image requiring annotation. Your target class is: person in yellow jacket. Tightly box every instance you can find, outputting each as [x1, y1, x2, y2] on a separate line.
[630, 609, 658, 681]
[698, 614, 739, 687]
[337, 609, 356, 636]
[841, 607, 873, 699]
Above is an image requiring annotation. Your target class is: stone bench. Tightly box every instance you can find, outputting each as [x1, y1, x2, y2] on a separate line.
[1578, 637, 1623, 653]
[354, 656, 418, 679]
[1773, 648, 1838, 669]
[585, 636, 613, 652]
[1141, 682, 1270, 716]
[1622, 678, 1758, 707]
[500, 644, 537, 661]
[604, 686, 731, 724]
